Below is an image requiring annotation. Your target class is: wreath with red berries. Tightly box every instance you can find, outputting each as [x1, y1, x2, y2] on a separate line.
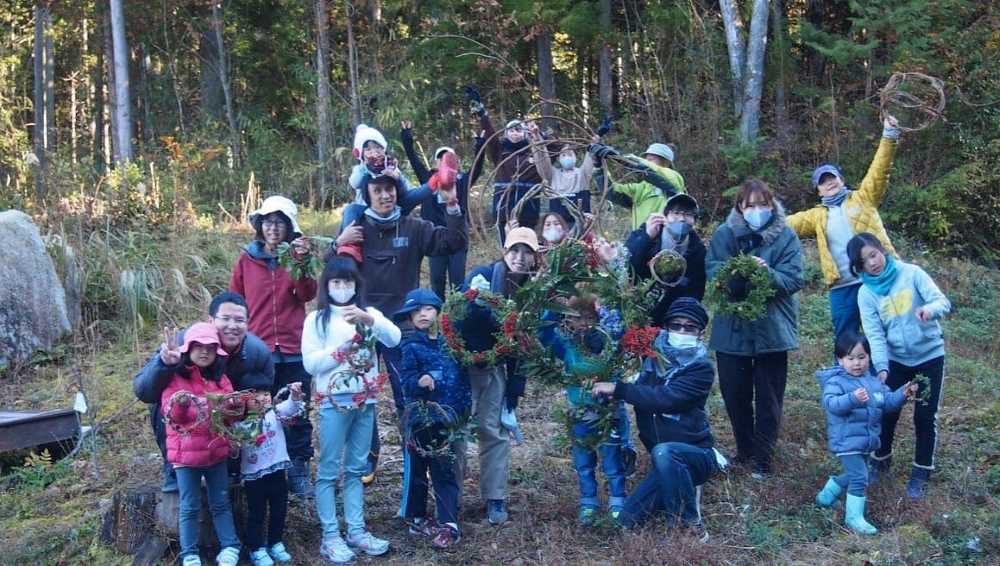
[439, 288, 519, 367]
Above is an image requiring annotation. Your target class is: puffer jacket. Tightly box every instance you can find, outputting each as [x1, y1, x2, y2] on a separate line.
[787, 137, 898, 287]
[707, 203, 804, 356]
[160, 366, 235, 468]
[399, 328, 472, 421]
[230, 241, 317, 354]
[816, 365, 907, 455]
[613, 340, 715, 452]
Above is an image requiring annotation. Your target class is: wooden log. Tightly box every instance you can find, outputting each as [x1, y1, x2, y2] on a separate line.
[99, 484, 160, 555]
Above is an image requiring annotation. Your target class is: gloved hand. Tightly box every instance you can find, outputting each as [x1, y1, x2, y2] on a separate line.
[588, 143, 620, 160]
[726, 274, 751, 301]
[882, 115, 901, 140]
[465, 85, 485, 115]
[500, 404, 524, 446]
[595, 116, 613, 137]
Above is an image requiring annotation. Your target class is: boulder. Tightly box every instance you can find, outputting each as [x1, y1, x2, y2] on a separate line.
[0, 210, 71, 369]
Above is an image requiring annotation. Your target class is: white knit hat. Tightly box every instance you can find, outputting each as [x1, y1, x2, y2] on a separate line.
[248, 195, 302, 236]
[352, 124, 389, 160]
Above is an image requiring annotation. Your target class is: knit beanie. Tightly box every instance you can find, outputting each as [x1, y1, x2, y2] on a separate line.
[665, 297, 709, 330]
[352, 124, 388, 161]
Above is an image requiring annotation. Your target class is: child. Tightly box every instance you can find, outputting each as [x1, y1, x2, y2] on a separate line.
[160, 322, 241, 566]
[848, 232, 951, 498]
[395, 288, 472, 549]
[538, 294, 628, 524]
[302, 257, 401, 563]
[240, 383, 306, 566]
[527, 122, 594, 217]
[815, 332, 917, 534]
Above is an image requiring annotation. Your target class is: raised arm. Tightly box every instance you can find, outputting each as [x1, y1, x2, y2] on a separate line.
[854, 120, 901, 208]
[400, 122, 432, 184]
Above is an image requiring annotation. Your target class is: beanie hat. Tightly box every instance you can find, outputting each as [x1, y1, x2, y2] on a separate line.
[505, 119, 524, 131]
[644, 143, 675, 163]
[665, 297, 709, 330]
[811, 164, 843, 189]
[352, 124, 389, 161]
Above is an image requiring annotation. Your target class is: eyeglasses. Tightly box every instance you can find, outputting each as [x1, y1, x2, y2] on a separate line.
[668, 211, 697, 220]
[215, 316, 248, 325]
[261, 219, 286, 228]
[666, 322, 701, 333]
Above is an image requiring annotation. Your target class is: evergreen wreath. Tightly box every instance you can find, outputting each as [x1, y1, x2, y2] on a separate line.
[402, 400, 475, 460]
[705, 253, 776, 321]
[649, 249, 687, 286]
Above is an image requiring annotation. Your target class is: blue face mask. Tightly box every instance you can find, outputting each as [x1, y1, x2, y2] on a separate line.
[743, 208, 772, 231]
[667, 221, 692, 239]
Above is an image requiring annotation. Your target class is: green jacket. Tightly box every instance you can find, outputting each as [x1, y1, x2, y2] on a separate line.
[596, 155, 686, 230]
[706, 203, 804, 356]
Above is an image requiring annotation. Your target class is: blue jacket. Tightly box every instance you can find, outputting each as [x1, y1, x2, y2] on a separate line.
[625, 226, 707, 326]
[614, 339, 715, 452]
[537, 310, 616, 408]
[399, 328, 472, 422]
[817, 366, 907, 455]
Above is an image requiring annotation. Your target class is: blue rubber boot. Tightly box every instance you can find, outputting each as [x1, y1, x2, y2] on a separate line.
[906, 466, 931, 500]
[815, 477, 844, 508]
[844, 494, 878, 535]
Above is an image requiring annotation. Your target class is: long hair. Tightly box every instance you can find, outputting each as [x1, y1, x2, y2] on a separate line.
[734, 179, 776, 212]
[315, 256, 366, 335]
[177, 351, 226, 382]
[846, 232, 888, 277]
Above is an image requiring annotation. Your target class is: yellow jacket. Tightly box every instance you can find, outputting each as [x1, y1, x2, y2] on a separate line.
[787, 138, 898, 287]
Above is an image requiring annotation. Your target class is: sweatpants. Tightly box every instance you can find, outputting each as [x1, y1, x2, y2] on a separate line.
[465, 364, 509, 501]
[875, 356, 945, 469]
[244, 470, 289, 549]
[716, 351, 789, 472]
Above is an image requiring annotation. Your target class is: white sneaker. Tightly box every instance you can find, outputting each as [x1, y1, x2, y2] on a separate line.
[182, 556, 202, 566]
[216, 546, 240, 566]
[320, 536, 356, 563]
[250, 547, 274, 566]
[268, 542, 293, 563]
[346, 530, 390, 556]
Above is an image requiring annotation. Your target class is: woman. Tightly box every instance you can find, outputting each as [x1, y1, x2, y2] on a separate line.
[231, 195, 318, 498]
[537, 211, 571, 248]
[706, 180, 804, 478]
[848, 232, 950, 498]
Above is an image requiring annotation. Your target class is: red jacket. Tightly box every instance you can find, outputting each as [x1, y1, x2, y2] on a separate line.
[160, 366, 235, 468]
[230, 243, 318, 354]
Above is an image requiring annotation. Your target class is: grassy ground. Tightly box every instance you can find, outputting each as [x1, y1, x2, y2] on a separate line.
[0, 209, 997, 565]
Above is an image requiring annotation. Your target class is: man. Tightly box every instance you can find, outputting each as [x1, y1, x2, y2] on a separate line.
[592, 298, 726, 540]
[133, 291, 273, 492]
[590, 141, 686, 230]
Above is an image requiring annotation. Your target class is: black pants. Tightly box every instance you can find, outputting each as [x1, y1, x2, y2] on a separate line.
[429, 250, 468, 301]
[876, 356, 945, 469]
[548, 191, 592, 220]
[401, 443, 461, 526]
[245, 470, 288, 549]
[273, 360, 313, 462]
[493, 185, 540, 245]
[716, 351, 788, 472]
[370, 343, 406, 464]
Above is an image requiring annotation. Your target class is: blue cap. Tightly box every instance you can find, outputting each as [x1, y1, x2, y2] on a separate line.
[811, 164, 843, 189]
[665, 297, 709, 330]
[393, 288, 443, 321]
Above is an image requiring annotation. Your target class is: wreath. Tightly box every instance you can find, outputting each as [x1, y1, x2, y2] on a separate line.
[402, 400, 475, 460]
[649, 249, 687, 286]
[704, 253, 776, 321]
[276, 235, 334, 280]
[163, 391, 210, 435]
[439, 288, 518, 367]
[312, 324, 391, 411]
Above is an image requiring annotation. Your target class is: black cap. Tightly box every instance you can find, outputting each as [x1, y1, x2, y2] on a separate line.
[665, 297, 709, 330]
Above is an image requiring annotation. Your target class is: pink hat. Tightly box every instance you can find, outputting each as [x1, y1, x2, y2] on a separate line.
[180, 322, 228, 356]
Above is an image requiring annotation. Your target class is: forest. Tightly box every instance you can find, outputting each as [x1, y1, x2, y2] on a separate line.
[1, 1, 999, 565]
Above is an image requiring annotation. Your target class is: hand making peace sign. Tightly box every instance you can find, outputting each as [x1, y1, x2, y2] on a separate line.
[160, 326, 182, 366]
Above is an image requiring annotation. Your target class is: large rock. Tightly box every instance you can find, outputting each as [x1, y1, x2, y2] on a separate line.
[0, 210, 71, 369]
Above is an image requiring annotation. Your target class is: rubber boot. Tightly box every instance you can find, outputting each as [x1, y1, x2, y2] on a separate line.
[906, 466, 931, 500]
[844, 494, 878, 535]
[815, 477, 844, 507]
[868, 455, 891, 486]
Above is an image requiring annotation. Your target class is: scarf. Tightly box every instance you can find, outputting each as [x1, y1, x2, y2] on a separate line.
[821, 186, 850, 208]
[364, 206, 402, 225]
[860, 255, 899, 296]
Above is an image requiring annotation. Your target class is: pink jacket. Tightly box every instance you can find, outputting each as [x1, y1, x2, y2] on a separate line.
[161, 366, 235, 468]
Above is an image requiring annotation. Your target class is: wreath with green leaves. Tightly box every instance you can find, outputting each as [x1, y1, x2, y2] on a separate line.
[705, 253, 776, 321]
[276, 235, 334, 280]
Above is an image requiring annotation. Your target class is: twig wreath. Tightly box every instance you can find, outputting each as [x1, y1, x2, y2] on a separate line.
[879, 72, 946, 132]
[402, 400, 475, 461]
[439, 288, 518, 367]
[705, 254, 776, 321]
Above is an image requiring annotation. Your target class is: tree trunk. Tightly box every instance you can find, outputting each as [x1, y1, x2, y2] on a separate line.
[109, 0, 133, 164]
[536, 30, 556, 129]
[598, 0, 613, 116]
[345, 1, 362, 128]
[199, 28, 223, 120]
[92, 3, 106, 172]
[771, 0, 791, 150]
[44, 7, 55, 152]
[739, 0, 769, 145]
[103, 4, 116, 166]
[316, 0, 332, 208]
[139, 43, 155, 149]
[32, 2, 47, 199]
[212, 2, 242, 167]
[719, 0, 746, 118]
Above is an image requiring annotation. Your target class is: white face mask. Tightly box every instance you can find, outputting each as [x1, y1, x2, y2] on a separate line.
[328, 282, 356, 305]
[559, 155, 577, 169]
[542, 226, 565, 243]
[667, 332, 699, 349]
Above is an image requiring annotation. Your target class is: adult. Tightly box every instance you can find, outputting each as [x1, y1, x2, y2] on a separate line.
[786, 117, 901, 341]
[706, 180, 804, 477]
[527, 122, 594, 217]
[230, 195, 318, 498]
[399, 120, 486, 299]
[133, 291, 273, 492]
[591, 298, 725, 540]
[625, 193, 707, 325]
[848, 232, 951, 498]
[537, 211, 571, 248]
[589, 141, 686, 230]
[459, 227, 541, 524]
[330, 173, 467, 481]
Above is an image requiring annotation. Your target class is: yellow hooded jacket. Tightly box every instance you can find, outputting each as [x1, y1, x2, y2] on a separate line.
[787, 138, 898, 287]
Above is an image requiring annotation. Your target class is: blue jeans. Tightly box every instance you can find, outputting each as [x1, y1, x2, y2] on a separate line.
[315, 404, 375, 538]
[571, 417, 628, 509]
[829, 283, 862, 341]
[619, 442, 718, 528]
[175, 461, 240, 557]
[834, 454, 869, 496]
[429, 250, 468, 300]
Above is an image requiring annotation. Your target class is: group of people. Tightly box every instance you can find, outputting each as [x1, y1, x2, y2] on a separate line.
[132, 93, 952, 565]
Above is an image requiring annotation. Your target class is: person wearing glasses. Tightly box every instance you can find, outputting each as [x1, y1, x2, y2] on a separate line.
[133, 291, 274, 494]
[231, 196, 319, 498]
[625, 193, 707, 327]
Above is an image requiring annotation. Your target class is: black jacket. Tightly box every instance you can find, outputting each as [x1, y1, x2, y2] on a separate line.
[400, 128, 485, 228]
[625, 227, 707, 326]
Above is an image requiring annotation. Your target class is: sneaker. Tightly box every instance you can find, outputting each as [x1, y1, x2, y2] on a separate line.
[250, 548, 275, 566]
[622, 446, 638, 478]
[685, 522, 710, 543]
[608, 506, 623, 522]
[267, 542, 292, 563]
[319, 536, 356, 563]
[346, 530, 390, 556]
[578, 506, 597, 526]
[181, 556, 202, 566]
[362, 454, 378, 487]
[431, 524, 461, 549]
[487, 499, 508, 525]
[407, 516, 439, 537]
[216, 546, 240, 566]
